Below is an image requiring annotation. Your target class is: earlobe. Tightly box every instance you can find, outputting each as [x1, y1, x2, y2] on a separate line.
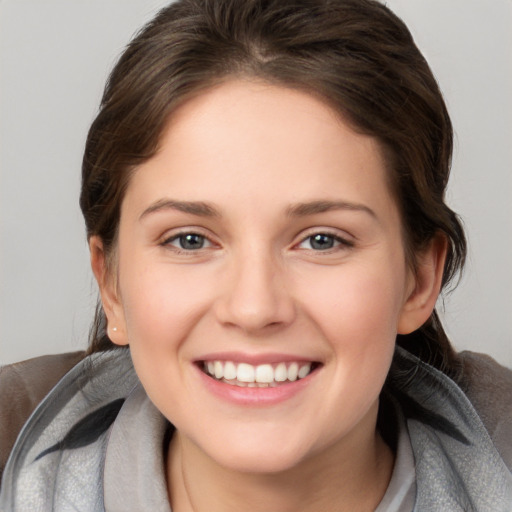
[397, 235, 448, 335]
[89, 236, 128, 346]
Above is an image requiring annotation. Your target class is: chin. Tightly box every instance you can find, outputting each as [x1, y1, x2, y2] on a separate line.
[194, 426, 317, 475]
[213, 446, 308, 475]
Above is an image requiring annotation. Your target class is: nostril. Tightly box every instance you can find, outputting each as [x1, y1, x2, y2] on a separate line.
[215, 298, 297, 333]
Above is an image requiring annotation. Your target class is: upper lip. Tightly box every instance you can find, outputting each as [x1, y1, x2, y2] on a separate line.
[195, 352, 320, 365]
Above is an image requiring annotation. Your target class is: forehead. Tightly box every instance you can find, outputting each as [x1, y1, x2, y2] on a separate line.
[122, 80, 397, 221]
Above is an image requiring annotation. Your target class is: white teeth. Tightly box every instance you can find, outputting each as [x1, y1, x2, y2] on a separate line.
[275, 363, 287, 382]
[214, 361, 223, 379]
[287, 362, 299, 381]
[224, 361, 237, 380]
[237, 363, 255, 382]
[203, 360, 315, 385]
[298, 363, 311, 379]
[255, 364, 274, 383]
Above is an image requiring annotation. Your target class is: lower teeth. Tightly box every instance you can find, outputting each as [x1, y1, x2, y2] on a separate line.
[220, 378, 279, 388]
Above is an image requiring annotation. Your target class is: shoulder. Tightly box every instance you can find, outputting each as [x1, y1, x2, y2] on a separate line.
[0, 349, 138, 509]
[458, 350, 512, 469]
[0, 351, 86, 481]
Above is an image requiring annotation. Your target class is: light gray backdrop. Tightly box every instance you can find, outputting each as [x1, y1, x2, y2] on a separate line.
[1, 0, 511, 365]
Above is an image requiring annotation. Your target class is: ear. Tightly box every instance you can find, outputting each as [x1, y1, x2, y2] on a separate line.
[397, 234, 448, 335]
[89, 236, 128, 346]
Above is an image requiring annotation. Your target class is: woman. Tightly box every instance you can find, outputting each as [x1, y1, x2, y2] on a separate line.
[1, 0, 511, 510]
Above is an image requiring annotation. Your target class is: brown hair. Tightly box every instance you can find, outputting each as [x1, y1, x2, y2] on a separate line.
[80, 0, 466, 377]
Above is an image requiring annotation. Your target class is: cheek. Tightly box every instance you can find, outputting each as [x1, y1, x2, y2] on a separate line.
[118, 258, 214, 353]
[295, 257, 406, 396]
[298, 261, 406, 341]
[117, 262, 217, 419]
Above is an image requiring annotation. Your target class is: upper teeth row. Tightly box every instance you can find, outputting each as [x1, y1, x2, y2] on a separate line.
[204, 361, 312, 384]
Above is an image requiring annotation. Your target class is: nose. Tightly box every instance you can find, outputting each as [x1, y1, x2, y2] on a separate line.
[214, 250, 296, 334]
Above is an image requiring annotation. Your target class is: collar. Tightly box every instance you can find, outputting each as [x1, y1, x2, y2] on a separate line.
[103, 382, 171, 511]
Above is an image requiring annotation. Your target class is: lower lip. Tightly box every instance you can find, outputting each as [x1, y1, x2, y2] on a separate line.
[195, 365, 318, 406]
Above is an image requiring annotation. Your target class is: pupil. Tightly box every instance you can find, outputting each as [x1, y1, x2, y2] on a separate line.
[310, 234, 334, 250]
[180, 234, 204, 250]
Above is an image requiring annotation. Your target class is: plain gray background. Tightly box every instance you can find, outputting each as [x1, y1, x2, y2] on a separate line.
[1, 0, 511, 365]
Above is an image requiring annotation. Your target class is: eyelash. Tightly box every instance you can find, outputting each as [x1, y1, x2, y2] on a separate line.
[296, 232, 354, 252]
[160, 229, 354, 254]
[161, 230, 213, 254]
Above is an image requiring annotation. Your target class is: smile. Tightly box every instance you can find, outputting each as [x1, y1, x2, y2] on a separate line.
[202, 360, 317, 388]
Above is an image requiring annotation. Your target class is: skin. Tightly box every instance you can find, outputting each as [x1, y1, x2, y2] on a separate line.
[91, 80, 446, 511]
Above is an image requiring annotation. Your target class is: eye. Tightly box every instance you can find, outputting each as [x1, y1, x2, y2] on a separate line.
[165, 232, 212, 251]
[297, 233, 352, 251]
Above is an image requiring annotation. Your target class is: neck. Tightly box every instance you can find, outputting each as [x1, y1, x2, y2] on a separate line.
[166, 413, 394, 512]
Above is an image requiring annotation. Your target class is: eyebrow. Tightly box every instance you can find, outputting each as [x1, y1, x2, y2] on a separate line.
[139, 198, 376, 221]
[139, 199, 220, 220]
[286, 200, 376, 218]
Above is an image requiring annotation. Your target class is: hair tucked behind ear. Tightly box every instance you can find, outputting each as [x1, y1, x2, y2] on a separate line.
[81, 0, 466, 378]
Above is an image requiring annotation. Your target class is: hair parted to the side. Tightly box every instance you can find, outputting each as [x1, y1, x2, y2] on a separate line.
[80, 0, 466, 378]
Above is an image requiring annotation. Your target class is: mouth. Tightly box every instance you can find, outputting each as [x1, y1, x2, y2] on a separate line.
[199, 360, 321, 388]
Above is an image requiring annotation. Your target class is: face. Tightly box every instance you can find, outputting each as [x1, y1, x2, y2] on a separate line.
[96, 80, 433, 474]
